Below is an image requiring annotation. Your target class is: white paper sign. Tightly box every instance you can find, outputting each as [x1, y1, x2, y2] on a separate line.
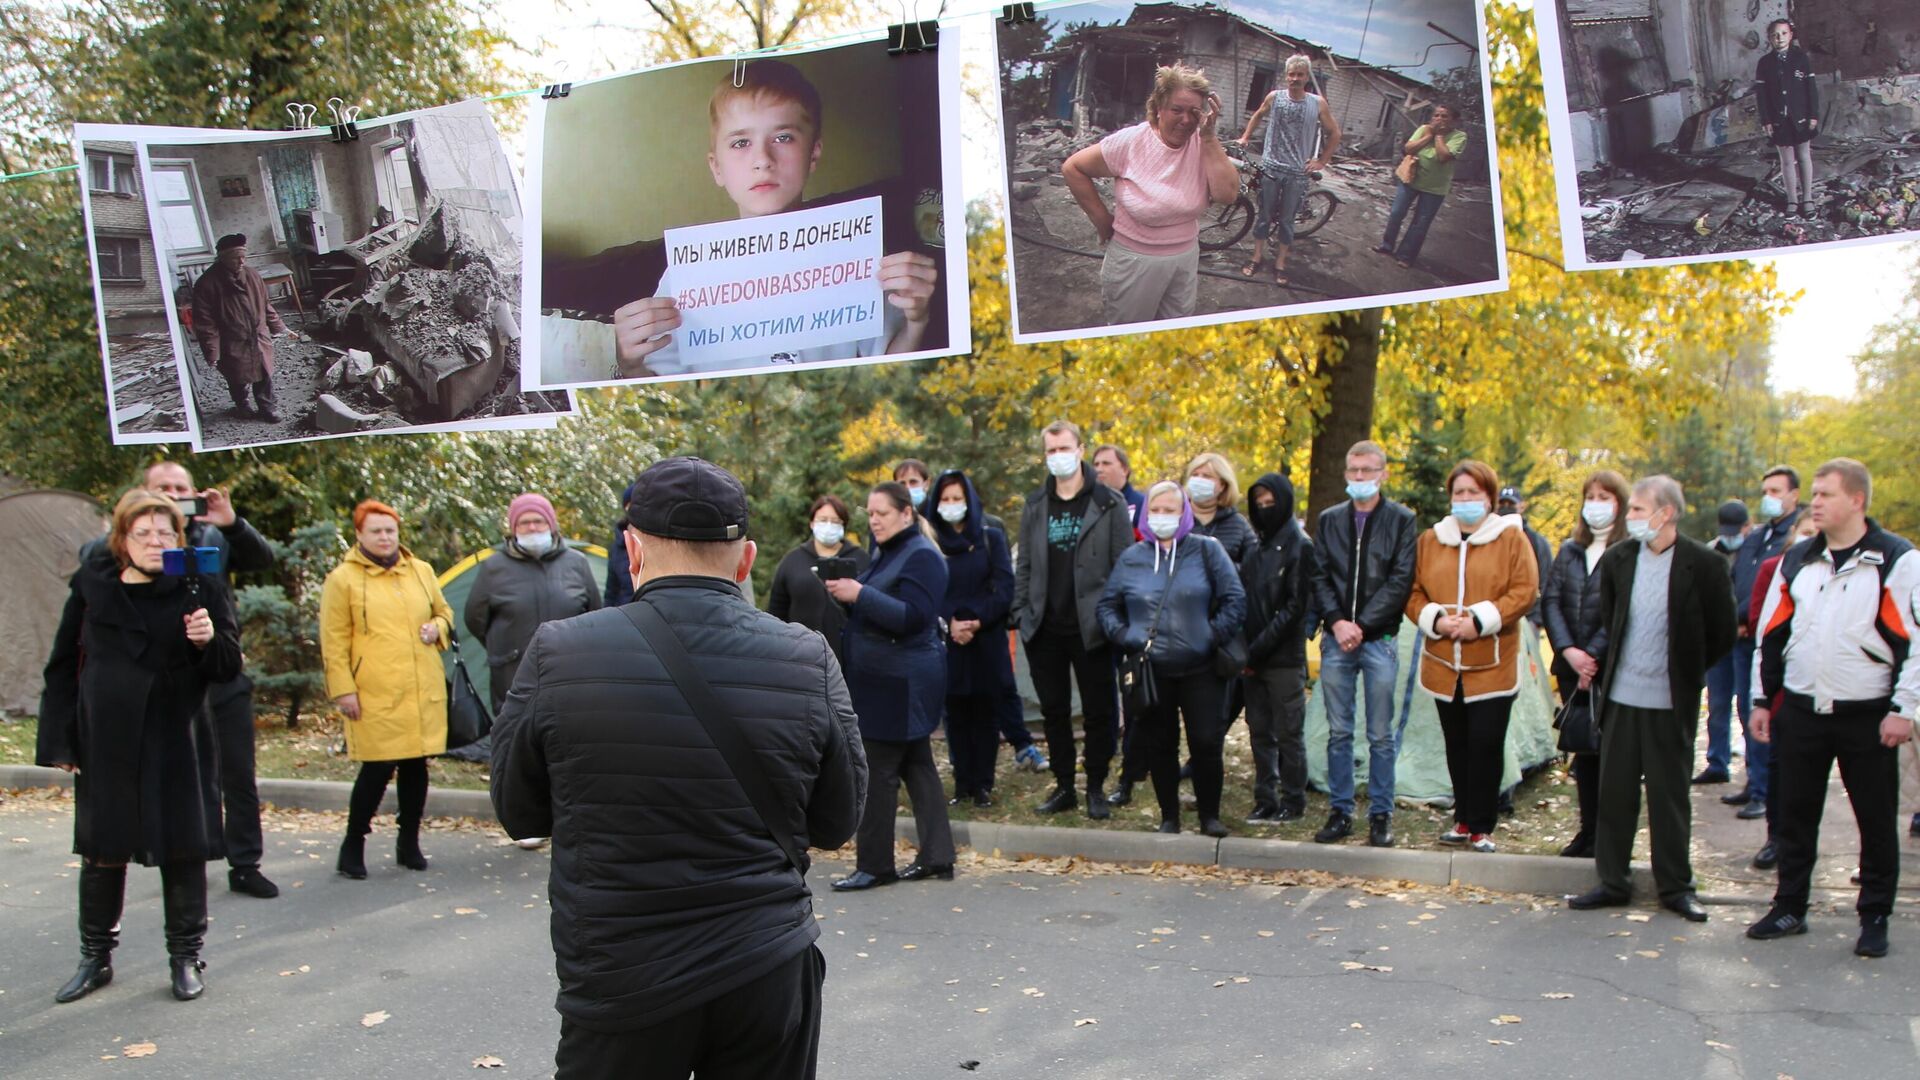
[662, 196, 885, 366]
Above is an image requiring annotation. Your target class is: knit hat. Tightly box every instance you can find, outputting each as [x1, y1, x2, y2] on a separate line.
[508, 493, 560, 537]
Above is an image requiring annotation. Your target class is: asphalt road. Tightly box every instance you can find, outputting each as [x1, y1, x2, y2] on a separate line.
[2, 797, 1914, 1080]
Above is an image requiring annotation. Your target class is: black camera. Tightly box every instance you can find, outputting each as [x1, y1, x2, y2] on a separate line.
[175, 496, 209, 519]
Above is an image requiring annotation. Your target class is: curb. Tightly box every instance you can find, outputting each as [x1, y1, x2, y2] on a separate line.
[2, 764, 1643, 897]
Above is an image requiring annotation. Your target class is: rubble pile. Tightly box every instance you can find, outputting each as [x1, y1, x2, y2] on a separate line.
[305, 200, 524, 429]
[108, 333, 187, 434]
[1581, 131, 1920, 261]
[1008, 119, 1106, 203]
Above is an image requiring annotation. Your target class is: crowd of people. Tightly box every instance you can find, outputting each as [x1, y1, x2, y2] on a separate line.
[28, 431, 1919, 1076]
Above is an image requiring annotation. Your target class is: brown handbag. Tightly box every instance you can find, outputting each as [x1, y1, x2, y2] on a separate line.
[1394, 154, 1419, 185]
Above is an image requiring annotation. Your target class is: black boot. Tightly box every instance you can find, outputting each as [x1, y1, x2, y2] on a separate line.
[395, 759, 430, 871]
[336, 834, 368, 879]
[160, 862, 208, 1001]
[55, 863, 125, 1003]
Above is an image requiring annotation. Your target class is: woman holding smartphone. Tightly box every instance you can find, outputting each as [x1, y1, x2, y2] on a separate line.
[767, 494, 870, 666]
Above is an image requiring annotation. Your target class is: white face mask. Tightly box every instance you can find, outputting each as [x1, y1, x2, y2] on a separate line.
[1625, 512, 1662, 544]
[1581, 500, 1615, 530]
[1147, 513, 1180, 540]
[1186, 476, 1217, 503]
[937, 503, 967, 523]
[517, 530, 553, 555]
[1045, 451, 1080, 478]
[811, 521, 844, 546]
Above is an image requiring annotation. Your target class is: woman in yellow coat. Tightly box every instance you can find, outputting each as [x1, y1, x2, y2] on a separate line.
[320, 500, 454, 880]
[1405, 461, 1539, 854]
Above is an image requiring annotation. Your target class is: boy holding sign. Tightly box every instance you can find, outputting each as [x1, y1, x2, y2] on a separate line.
[611, 61, 940, 377]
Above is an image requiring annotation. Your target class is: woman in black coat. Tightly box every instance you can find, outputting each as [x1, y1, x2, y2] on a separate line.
[37, 489, 242, 1004]
[766, 494, 869, 666]
[930, 469, 1015, 807]
[825, 482, 953, 891]
[1756, 19, 1820, 217]
[1539, 469, 1629, 858]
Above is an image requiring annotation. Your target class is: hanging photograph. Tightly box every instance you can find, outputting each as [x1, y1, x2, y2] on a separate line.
[1537, 1, 1920, 268]
[74, 135, 196, 445]
[521, 31, 970, 390]
[95, 100, 573, 452]
[993, 0, 1505, 343]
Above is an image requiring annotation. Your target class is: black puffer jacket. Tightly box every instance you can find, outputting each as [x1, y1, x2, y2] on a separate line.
[490, 576, 866, 1032]
[1541, 537, 1607, 671]
[1239, 473, 1319, 669]
[1312, 498, 1419, 640]
[464, 537, 601, 708]
[1193, 504, 1258, 567]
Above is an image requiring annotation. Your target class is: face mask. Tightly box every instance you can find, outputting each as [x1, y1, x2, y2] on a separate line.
[1045, 451, 1080, 479]
[1451, 501, 1487, 527]
[1346, 479, 1380, 502]
[1581, 500, 1615, 530]
[1186, 476, 1217, 503]
[811, 521, 844, 546]
[908, 486, 926, 508]
[937, 503, 967, 523]
[1625, 514, 1661, 543]
[1759, 494, 1784, 519]
[517, 530, 553, 555]
[1147, 513, 1180, 540]
[1251, 504, 1288, 535]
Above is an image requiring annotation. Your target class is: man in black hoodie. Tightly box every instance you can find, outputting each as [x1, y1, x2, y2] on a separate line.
[1240, 473, 1319, 822]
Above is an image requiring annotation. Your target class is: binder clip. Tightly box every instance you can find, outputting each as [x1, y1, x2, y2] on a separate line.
[1001, 3, 1036, 23]
[326, 97, 361, 143]
[887, 2, 938, 54]
[284, 102, 318, 131]
[541, 83, 572, 99]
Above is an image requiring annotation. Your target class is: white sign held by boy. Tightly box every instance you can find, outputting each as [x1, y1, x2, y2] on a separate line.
[661, 197, 886, 368]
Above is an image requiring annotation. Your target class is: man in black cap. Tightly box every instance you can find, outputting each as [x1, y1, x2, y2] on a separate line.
[491, 456, 866, 1080]
[1496, 486, 1552, 624]
[189, 233, 290, 422]
[1697, 498, 1750, 787]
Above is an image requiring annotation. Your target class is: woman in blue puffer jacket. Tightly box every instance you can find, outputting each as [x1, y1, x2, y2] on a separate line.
[1098, 480, 1246, 836]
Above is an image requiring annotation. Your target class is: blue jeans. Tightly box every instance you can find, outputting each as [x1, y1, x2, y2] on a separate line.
[1318, 637, 1400, 817]
[1256, 170, 1308, 247]
[1733, 638, 1766, 799]
[1703, 651, 1738, 775]
[1381, 182, 1445, 262]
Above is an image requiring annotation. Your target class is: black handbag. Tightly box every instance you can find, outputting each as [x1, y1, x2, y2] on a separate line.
[1553, 686, 1600, 755]
[1119, 566, 1178, 714]
[443, 627, 493, 751]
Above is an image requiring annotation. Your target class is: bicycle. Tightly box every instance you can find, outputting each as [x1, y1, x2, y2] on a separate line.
[1198, 141, 1339, 252]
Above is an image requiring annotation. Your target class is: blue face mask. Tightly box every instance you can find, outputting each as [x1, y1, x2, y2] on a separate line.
[1625, 513, 1663, 543]
[1346, 479, 1380, 502]
[1186, 476, 1217, 503]
[1759, 494, 1784, 519]
[1451, 500, 1487, 527]
[908, 486, 926, 508]
[517, 531, 554, 555]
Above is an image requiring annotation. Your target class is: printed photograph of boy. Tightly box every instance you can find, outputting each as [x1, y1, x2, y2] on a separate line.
[1538, 1, 1920, 269]
[530, 38, 965, 387]
[995, 0, 1503, 343]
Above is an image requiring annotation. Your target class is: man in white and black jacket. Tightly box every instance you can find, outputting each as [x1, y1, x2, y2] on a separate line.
[1751, 453, 1912, 949]
[1746, 458, 1918, 959]
[491, 457, 866, 1078]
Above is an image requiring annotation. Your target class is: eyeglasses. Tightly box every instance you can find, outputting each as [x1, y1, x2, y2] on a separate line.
[130, 528, 178, 544]
[1344, 466, 1384, 479]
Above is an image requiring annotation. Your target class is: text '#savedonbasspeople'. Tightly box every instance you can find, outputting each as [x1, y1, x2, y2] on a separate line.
[673, 258, 878, 311]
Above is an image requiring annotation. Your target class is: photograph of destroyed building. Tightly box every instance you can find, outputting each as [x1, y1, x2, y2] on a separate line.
[1545, 0, 1920, 266]
[995, 0, 1502, 340]
[77, 138, 192, 443]
[143, 101, 569, 451]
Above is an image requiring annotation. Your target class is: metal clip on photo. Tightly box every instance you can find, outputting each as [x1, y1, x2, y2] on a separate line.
[326, 97, 362, 143]
[541, 83, 572, 99]
[887, 0, 938, 54]
[285, 102, 318, 131]
[1001, 2, 1037, 24]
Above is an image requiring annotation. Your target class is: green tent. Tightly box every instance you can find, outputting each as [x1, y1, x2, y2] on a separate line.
[1304, 617, 1560, 805]
[436, 542, 610, 707]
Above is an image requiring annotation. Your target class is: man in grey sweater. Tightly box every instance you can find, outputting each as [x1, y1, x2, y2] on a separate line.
[1567, 476, 1736, 921]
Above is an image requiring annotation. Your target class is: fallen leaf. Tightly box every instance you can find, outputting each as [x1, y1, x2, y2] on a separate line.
[1635, 950, 1662, 959]
[472, 1055, 505, 1069]
[123, 1043, 158, 1058]
[8, 837, 28, 844]
[944, 979, 960, 985]
[973, 1007, 990, 1014]
[1340, 962, 1393, 973]
[1492, 1015, 1523, 1025]
[1349, 1022, 1364, 1030]
[1488, 1039, 1514, 1046]
[1541, 992, 1574, 1000]
[361, 1011, 390, 1028]
[1021, 987, 1043, 997]
[1256, 930, 1275, 938]
[1074, 1017, 1099, 1027]
[1417, 913, 1437, 921]
[1706, 1041, 1733, 1050]
[902, 944, 918, 950]
[959, 1061, 981, 1072]
[855, 952, 869, 958]
[1212, 980, 1227, 988]
[1625, 914, 1651, 923]
[454, 908, 479, 916]
[1345, 899, 1367, 908]
[1151, 927, 1176, 935]
[1231, 976, 1250, 984]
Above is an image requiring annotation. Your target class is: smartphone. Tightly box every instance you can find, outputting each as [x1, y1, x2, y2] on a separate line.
[815, 557, 858, 581]
[175, 495, 209, 519]
[161, 546, 223, 576]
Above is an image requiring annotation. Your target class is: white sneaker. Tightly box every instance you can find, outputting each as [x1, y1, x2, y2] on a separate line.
[1469, 833, 1496, 853]
[514, 836, 550, 850]
[1438, 823, 1470, 844]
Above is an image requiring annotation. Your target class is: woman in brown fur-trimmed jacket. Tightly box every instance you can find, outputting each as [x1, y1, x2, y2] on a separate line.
[1405, 460, 1540, 853]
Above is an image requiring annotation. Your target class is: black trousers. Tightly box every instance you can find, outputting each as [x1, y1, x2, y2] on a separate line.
[1771, 696, 1902, 918]
[1595, 702, 1695, 900]
[555, 944, 825, 1080]
[347, 758, 429, 834]
[210, 678, 264, 870]
[1141, 667, 1228, 822]
[1025, 631, 1118, 790]
[224, 369, 276, 410]
[1553, 671, 1599, 837]
[993, 673, 1034, 751]
[854, 737, 955, 877]
[1244, 665, 1307, 813]
[946, 692, 1002, 796]
[1435, 685, 1514, 835]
